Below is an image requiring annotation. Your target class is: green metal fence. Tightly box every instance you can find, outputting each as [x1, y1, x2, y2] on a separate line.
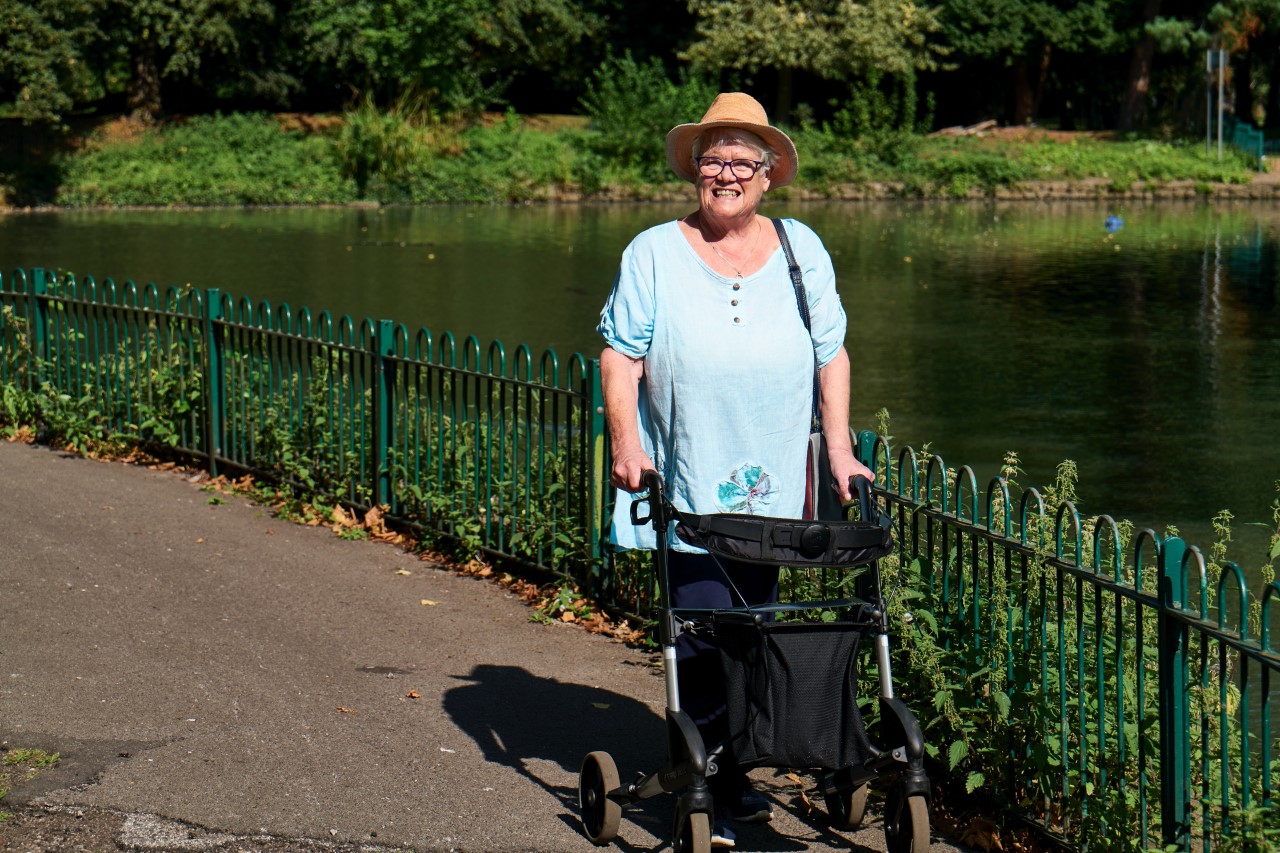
[1, 268, 610, 595]
[3, 265, 1276, 851]
[857, 434, 1279, 851]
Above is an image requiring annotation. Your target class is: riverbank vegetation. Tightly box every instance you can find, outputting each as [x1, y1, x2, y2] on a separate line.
[3, 0, 1277, 206]
[3, 96, 1261, 208]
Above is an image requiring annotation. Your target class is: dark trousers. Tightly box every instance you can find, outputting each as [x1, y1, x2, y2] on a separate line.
[667, 550, 778, 805]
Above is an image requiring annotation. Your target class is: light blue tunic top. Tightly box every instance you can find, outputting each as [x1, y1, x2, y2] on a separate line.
[597, 218, 847, 551]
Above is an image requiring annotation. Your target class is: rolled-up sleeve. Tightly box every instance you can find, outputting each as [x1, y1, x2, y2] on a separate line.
[597, 238, 656, 359]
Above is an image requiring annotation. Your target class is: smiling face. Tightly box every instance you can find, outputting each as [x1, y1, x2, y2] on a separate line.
[694, 134, 772, 227]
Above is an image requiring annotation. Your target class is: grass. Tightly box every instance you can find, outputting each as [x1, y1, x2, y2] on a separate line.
[0, 112, 1261, 208]
[0, 747, 60, 821]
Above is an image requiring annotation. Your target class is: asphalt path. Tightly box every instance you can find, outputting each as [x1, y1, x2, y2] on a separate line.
[0, 442, 967, 853]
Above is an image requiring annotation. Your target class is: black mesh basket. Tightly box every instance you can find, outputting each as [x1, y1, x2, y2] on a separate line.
[714, 617, 873, 771]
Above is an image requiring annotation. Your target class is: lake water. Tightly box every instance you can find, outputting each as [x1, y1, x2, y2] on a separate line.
[3, 201, 1278, 566]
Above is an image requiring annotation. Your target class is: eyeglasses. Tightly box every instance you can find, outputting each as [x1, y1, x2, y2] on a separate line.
[695, 157, 766, 180]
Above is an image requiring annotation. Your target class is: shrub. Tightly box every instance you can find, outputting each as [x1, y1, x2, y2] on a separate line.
[57, 113, 353, 206]
[334, 93, 439, 198]
[579, 52, 718, 182]
[401, 111, 586, 203]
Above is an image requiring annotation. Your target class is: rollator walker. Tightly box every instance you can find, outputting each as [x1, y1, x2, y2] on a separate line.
[578, 471, 931, 852]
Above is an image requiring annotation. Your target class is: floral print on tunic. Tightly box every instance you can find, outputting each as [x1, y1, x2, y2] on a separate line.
[716, 463, 776, 514]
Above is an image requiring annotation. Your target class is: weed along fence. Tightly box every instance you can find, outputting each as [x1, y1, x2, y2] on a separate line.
[0, 267, 611, 595]
[2, 265, 1278, 851]
[856, 443, 1280, 850]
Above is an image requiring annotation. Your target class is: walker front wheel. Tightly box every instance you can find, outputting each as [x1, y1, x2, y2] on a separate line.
[825, 781, 869, 829]
[578, 751, 621, 846]
[885, 794, 929, 853]
[673, 811, 711, 853]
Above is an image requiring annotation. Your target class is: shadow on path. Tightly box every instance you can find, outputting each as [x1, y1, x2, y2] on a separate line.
[444, 663, 665, 850]
[444, 664, 816, 852]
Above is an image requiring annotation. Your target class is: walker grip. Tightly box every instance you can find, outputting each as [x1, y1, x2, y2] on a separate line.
[629, 469, 664, 527]
[850, 474, 874, 523]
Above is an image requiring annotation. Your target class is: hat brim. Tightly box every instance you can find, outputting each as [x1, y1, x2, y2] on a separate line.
[665, 119, 798, 188]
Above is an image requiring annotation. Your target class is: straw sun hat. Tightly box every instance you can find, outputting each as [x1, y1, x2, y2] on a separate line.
[665, 92, 798, 188]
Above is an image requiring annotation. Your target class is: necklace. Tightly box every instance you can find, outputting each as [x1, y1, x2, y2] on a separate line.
[707, 219, 761, 279]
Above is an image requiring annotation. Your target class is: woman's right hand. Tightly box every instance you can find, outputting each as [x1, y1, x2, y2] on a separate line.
[610, 446, 657, 493]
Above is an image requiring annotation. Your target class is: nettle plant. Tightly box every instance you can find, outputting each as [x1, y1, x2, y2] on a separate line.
[392, 377, 590, 574]
[865, 428, 1280, 851]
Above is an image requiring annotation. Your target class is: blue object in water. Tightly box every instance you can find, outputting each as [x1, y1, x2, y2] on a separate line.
[1105, 215, 1124, 233]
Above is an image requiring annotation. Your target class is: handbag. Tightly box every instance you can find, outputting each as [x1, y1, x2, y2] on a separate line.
[771, 218, 847, 522]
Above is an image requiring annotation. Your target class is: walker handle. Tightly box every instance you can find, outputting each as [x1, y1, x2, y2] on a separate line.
[850, 474, 874, 522]
[629, 469, 665, 527]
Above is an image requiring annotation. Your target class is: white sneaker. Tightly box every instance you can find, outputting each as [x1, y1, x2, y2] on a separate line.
[711, 815, 736, 848]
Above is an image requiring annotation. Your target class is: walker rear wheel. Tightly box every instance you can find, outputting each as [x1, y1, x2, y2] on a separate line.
[885, 794, 929, 853]
[825, 781, 869, 829]
[673, 811, 711, 853]
[578, 751, 621, 846]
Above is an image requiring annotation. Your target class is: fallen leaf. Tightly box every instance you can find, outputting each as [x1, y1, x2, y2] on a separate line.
[395, 569, 413, 576]
[591, 702, 610, 710]
[265, 529, 275, 536]
[959, 817, 1004, 852]
[785, 773, 803, 784]
[420, 599, 438, 606]
[439, 747, 456, 753]
[406, 691, 421, 699]
[560, 611, 577, 623]
[336, 707, 358, 714]
[195, 538, 205, 544]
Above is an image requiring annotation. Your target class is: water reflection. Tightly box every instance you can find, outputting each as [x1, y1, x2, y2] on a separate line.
[2, 201, 1277, 557]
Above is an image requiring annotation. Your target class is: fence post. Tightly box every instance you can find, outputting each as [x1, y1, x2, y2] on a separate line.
[373, 319, 394, 507]
[586, 358, 607, 573]
[31, 268, 49, 385]
[203, 289, 225, 476]
[1158, 534, 1191, 851]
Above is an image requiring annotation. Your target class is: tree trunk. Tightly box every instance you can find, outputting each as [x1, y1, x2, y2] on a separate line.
[1234, 46, 1254, 126]
[774, 66, 793, 125]
[1031, 44, 1051, 119]
[1012, 57, 1033, 125]
[1261, 33, 1280, 130]
[127, 41, 163, 122]
[1116, 0, 1161, 132]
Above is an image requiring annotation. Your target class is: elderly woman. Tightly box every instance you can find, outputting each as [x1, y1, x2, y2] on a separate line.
[597, 92, 873, 847]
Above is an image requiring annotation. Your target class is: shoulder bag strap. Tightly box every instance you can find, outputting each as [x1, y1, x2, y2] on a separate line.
[772, 218, 822, 431]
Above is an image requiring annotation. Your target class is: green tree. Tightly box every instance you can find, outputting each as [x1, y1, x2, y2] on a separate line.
[96, 0, 275, 120]
[937, 0, 1124, 126]
[0, 0, 102, 123]
[682, 0, 946, 122]
[1115, 1, 1280, 131]
[287, 0, 602, 113]
[1116, 0, 1163, 131]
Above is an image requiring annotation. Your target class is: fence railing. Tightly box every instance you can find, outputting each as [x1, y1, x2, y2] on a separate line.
[3, 265, 1276, 851]
[858, 433, 1279, 851]
[0, 268, 611, 595]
